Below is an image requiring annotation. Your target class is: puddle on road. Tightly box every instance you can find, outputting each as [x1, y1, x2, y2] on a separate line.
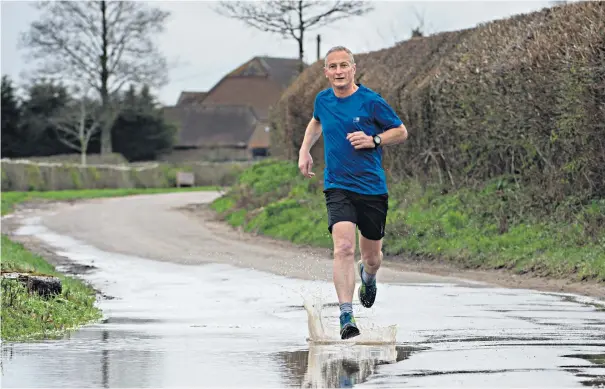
[2, 217, 605, 388]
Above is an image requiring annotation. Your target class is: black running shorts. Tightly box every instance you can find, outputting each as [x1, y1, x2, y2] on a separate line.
[324, 188, 388, 241]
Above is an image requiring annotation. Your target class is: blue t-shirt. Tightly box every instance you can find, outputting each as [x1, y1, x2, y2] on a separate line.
[313, 84, 403, 195]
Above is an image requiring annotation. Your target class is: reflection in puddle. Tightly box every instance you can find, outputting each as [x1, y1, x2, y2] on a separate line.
[561, 353, 605, 387]
[563, 353, 605, 365]
[101, 317, 163, 325]
[1, 328, 163, 388]
[277, 345, 420, 388]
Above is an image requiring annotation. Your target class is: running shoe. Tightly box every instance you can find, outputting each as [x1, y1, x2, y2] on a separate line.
[339, 312, 360, 340]
[358, 260, 377, 308]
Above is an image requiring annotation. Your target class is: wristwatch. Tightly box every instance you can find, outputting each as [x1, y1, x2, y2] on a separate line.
[373, 135, 382, 148]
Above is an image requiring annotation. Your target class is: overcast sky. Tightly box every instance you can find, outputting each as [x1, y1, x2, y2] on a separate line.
[1, 0, 558, 106]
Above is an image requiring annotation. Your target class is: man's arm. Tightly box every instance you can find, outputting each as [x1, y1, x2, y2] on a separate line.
[298, 117, 322, 177]
[299, 117, 323, 155]
[347, 123, 407, 150]
[348, 96, 409, 150]
[377, 123, 408, 146]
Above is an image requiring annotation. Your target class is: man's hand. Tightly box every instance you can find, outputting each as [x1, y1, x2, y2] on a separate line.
[298, 151, 315, 178]
[347, 131, 375, 149]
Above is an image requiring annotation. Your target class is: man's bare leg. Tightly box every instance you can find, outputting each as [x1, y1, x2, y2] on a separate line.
[331, 221, 360, 339]
[332, 221, 357, 304]
[359, 234, 383, 275]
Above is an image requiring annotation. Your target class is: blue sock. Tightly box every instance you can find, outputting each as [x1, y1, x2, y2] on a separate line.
[340, 302, 353, 315]
[362, 269, 376, 285]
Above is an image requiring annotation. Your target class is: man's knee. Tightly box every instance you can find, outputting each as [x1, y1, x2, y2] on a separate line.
[361, 248, 382, 267]
[334, 240, 355, 260]
[360, 235, 382, 267]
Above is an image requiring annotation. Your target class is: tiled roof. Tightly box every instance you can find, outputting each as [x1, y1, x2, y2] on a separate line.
[200, 77, 283, 120]
[202, 56, 304, 120]
[177, 91, 207, 105]
[258, 56, 303, 88]
[163, 104, 258, 148]
[247, 121, 271, 149]
[227, 56, 303, 88]
[164, 56, 302, 150]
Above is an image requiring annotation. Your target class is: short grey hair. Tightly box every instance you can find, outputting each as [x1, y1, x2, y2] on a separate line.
[324, 46, 355, 67]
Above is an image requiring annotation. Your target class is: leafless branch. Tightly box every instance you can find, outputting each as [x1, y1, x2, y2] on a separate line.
[215, 0, 372, 38]
[20, 1, 170, 93]
[19, 0, 170, 153]
[213, 0, 374, 67]
[411, 5, 425, 37]
[49, 89, 102, 165]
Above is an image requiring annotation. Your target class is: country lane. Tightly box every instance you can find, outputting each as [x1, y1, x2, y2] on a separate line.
[1, 191, 603, 388]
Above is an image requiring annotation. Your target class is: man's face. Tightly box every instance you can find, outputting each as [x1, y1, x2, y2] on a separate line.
[324, 50, 356, 89]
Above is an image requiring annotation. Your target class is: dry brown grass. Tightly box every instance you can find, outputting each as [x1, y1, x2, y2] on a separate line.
[270, 1, 605, 219]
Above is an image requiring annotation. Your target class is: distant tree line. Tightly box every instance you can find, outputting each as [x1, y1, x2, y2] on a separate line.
[1, 74, 176, 163]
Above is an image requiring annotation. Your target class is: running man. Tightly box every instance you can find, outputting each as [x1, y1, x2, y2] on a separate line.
[298, 46, 409, 339]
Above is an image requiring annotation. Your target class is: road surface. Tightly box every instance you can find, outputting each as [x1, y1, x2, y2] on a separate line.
[2, 192, 604, 388]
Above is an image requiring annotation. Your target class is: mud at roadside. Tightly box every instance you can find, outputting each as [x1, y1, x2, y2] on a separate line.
[2, 201, 92, 277]
[180, 202, 605, 303]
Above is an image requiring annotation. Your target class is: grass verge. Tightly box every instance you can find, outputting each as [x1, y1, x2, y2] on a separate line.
[210, 159, 605, 283]
[1, 236, 103, 341]
[1, 186, 220, 341]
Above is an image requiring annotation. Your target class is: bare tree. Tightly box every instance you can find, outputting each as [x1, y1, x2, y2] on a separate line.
[50, 89, 102, 166]
[19, 1, 171, 155]
[213, 0, 374, 72]
[411, 6, 426, 38]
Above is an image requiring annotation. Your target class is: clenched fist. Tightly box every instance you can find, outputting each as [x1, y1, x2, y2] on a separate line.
[346, 131, 375, 149]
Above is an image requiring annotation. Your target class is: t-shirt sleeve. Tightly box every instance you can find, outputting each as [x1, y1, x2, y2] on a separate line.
[313, 95, 321, 122]
[373, 95, 403, 132]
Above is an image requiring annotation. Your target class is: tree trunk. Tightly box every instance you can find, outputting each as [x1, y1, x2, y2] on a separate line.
[100, 0, 112, 155]
[80, 126, 87, 166]
[298, 38, 305, 74]
[297, 0, 305, 74]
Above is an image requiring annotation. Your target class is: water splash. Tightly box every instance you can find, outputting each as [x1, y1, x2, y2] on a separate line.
[302, 293, 397, 345]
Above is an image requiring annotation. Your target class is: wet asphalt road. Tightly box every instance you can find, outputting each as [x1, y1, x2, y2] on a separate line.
[1, 192, 604, 388]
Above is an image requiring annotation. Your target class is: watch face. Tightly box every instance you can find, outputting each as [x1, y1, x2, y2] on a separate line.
[374, 136, 381, 145]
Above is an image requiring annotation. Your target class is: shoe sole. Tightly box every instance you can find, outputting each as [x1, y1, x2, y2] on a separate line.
[358, 260, 376, 308]
[340, 324, 360, 340]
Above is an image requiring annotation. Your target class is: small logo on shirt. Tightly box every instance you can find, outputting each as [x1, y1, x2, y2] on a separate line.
[353, 117, 360, 123]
